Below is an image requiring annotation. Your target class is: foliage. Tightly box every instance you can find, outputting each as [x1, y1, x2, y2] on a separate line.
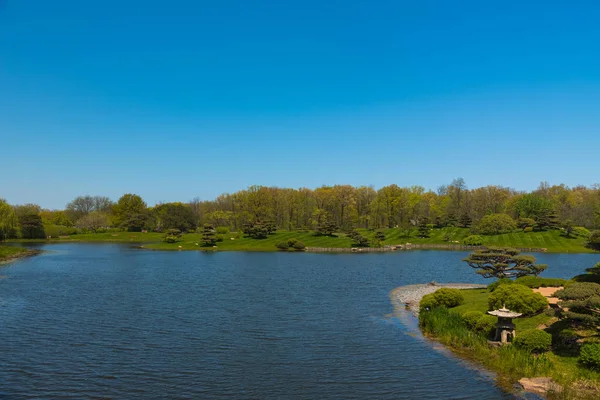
[215, 227, 229, 234]
[420, 288, 464, 310]
[534, 208, 560, 231]
[75, 212, 109, 233]
[417, 217, 430, 238]
[517, 217, 536, 230]
[588, 231, 600, 251]
[18, 212, 45, 239]
[347, 230, 370, 247]
[487, 278, 514, 292]
[314, 214, 338, 236]
[459, 212, 472, 228]
[66, 195, 113, 221]
[163, 229, 182, 243]
[579, 344, 600, 370]
[200, 224, 218, 246]
[464, 247, 547, 279]
[474, 213, 517, 235]
[374, 231, 385, 241]
[561, 219, 575, 237]
[461, 311, 485, 330]
[555, 282, 600, 326]
[0, 199, 19, 241]
[113, 194, 148, 232]
[275, 238, 306, 251]
[243, 221, 272, 239]
[572, 226, 591, 238]
[462, 235, 483, 246]
[44, 224, 78, 237]
[514, 276, 567, 288]
[488, 284, 549, 315]
[513, 194, 554, 221]
[473, 314, 497, 337]
[152, 203, 196, 232]
[513, 329, 552, 353]
[553, 328, 579, 353]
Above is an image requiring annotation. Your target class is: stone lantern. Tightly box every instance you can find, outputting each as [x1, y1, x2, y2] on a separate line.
[487, 305, 522, 343]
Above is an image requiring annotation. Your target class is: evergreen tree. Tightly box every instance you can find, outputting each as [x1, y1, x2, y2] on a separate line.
[417, 217, 430, 238]
[201, 224, 218, 246]
[459, 212, 472, 228]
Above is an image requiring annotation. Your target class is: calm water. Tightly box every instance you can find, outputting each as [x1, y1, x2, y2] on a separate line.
[1, 244, 598, 399]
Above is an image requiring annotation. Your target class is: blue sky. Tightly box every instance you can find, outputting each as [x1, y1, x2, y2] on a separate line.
[1, 0, 599, 209]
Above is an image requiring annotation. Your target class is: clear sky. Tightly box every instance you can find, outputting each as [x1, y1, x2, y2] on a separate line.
[1, 0, 599, 209]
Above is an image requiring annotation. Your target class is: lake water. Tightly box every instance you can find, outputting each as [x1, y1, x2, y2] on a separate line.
[1, 244, 599, 399]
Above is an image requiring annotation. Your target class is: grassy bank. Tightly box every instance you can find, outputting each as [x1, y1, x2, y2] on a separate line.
[420, 289, 600, 398]
[0, 245, 40, 263]
[9, 227, 596, 253]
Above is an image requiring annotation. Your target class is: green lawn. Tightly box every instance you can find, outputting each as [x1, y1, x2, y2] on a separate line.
[0, 245, 29, 261]
[9, 227, 596, 253]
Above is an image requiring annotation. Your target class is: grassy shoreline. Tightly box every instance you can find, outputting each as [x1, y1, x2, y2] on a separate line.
[419, 288, 600, 399]
[8, 227, 597, 253]
[0, 246, 42, 263]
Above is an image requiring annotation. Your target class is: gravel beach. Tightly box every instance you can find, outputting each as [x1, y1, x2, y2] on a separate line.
[391, 282, 487, 316]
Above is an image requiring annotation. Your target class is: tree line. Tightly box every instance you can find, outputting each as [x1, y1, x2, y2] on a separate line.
[1, 179, 600, 246]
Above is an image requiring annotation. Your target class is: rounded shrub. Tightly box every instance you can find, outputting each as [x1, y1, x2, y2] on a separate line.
[474, 214, 517, 235]
[420, 288, 464, 310]
[579, 343, 600, 369]
[473, 314, 497, 337]
[554, 328, 579, 352]
[488, 284, 549, 315]
[462, 311, 485, 330]
[215, 227, 229, 234]
[487, 278, 515, 292]
[513, 329, 552, 353]
[276, 241, 290, 250]
[463, 235, 483, 246]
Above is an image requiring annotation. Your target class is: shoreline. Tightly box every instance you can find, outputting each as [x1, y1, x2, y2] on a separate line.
[391, 282, 487, 316]
[0, 248, 43, 264]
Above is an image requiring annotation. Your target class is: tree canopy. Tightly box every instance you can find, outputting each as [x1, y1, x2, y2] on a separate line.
[464, 247, 548, 279]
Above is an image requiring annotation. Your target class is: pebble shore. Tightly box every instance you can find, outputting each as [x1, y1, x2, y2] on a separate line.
[391, 282, 487, 316]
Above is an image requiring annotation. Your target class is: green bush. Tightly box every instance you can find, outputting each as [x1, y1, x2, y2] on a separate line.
[517, 217, 536, 229]
[579, 343, 600, 369]
[513, 329, 552, 353]
[554, 328, 579, 352]
[474, 214, 517, 235]
[420, 288, 464, 310]
[462, 311, 485, 330]
[474, 314, 497, 337]
[215, 227, 229, 234]
[523, 227, 534, 233]
[162, 228, 182, 243]
[44, 224, 78, 237]
[588, 231, 600, 251]
[573, 226, 591, 238]
[275, 239, 306, 251]
[463, 235, 483, 246]
[488, 284, 549, 315]
[488, 278, 514, 292]
[515, 276, 567, 288]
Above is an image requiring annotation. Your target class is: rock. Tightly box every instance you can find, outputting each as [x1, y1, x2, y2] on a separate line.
[518, 377, 561, 396]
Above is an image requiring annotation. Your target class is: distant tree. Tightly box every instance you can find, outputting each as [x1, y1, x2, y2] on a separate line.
[0, 199, 19, 241]
[535, 208, 560, 231]
[163, 229, 182, 243]
[514, 194, 554, 220]
[40, 210, 73, 227]
[463, 247, 547, 279]
[444, 213, 457, 227]
[66, 195, 96, 221]
[314, 214, 338, 236]
[153, 203, 196, 232]
[201, 224, 218, 246]
[417, 217, 430, 238]
[588, 231, 600, 251]
[561, 219, 575, 238]
[516, 217, 536, 230]
[113, 194, 148, 232]
[243, 221, 270, 239]
[18, 213, 45, 239]
[76, 212, 109, 233]
[459, 212, 472, 228]
[474, 214, 517, 235]
[349, 231, 369, 247]
[374, 231, 385, 241]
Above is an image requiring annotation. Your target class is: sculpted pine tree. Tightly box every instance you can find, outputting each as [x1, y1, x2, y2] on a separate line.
[463, 247, 547, 279]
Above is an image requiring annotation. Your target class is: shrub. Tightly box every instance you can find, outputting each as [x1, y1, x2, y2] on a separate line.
[474, 214, 517, 235]
[573, 226, 591, 238]
[163, 229, 182, 243]
[473, 314, 497, 337]
[463, 235, 483, 246]
[517, 217, 536, 229]
[276, 241, 290, 250]
[462, 311, 485, 330]
[44, 224, 78, 237]
[523, 227, 534, 233]
[554, 328, 579, 352]
[588, 231, 600, 251]
[513, 329, 552, 353]
[579, 343, 600, 369]
[215, 227, 229, 234]
[276, 239, 306, 251]
[487, 278, 515, 292]
[420, 288, 464, 310]
[488, 284, 549, 315]
[515, 276, 567, 288]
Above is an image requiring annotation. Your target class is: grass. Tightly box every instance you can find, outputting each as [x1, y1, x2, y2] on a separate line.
[9, 227, 596, 253]
[421, 286, 600, 398]
[0, 245, 30, 262]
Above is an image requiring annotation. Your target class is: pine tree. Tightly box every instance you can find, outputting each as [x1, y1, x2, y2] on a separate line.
[201, 224, 218, 246]
[417, 217, 430, 238]
[459, 212, 472, 228]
